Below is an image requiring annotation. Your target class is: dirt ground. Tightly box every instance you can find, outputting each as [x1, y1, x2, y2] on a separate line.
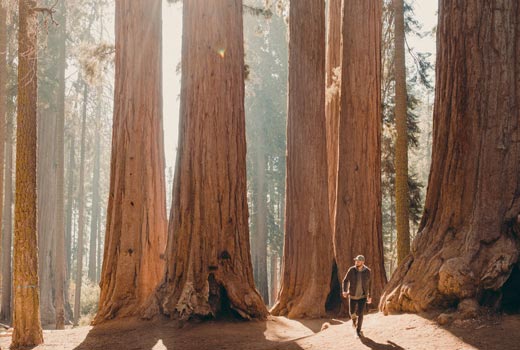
[1, 312, 519, 350]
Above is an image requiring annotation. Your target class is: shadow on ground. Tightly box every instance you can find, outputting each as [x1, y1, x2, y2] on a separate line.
[72, 315, 320, 350]
[359, 334, 404, 350]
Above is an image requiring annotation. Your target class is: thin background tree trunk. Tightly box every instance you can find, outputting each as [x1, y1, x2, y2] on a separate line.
[54, 0, 67, 329]
[254, 136, 269, 304]
[88, 93, 101, 282]
[37, 107, 56, 326]
[393, 0, 410, 265]
[73, 82, 88, 326]
[65, 135, 75, 280]
[0, 3, 6, 302]
[0, 4, 11, 321]
[1, 116, 12, 322]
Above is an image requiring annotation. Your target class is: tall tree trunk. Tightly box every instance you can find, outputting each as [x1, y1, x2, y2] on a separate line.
[54, 0, 67, 330]
[95, 0, 167, 323]
[1, 117, 13, 322]
[325, 0, 342, 229]
[37, 107, 56, 326]
[73, 82, 88, 326]
[334, 0, 387, 306]
[96, 212, 102, 283]
[65, 135, 75, 280]
[12, 0, 44, 346]
[254, 139, 269, 304]
[0, 4, 6, 298]
[393, 0, 410, 265]
[380, 0, 520, 315]
[270, 253, 279, 307]
[148, 0, 267, 321]
[88, 98, 101, 282]
[271, 0, 334, 319]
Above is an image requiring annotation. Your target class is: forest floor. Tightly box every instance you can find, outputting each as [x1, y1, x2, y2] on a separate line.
[0, 311, 519, 350]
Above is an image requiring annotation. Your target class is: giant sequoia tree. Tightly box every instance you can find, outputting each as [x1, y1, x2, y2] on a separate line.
[95, 0, 167, 323]
[148, 0, 267, 320]
[334, 0, 387, 305]
[271, 0, 335, 319]
[12, 0, 44, 347]
[380, 0, 520, 315]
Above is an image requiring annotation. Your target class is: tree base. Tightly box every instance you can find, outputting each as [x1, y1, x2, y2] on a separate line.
[146, 263, 269, 322]
[380, 226, 520, 316]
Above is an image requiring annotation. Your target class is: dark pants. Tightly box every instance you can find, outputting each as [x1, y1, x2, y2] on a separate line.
[349, 297, 367, 332]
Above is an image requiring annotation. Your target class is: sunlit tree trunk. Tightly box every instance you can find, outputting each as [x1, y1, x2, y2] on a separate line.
[325, 0, 342, 229]
[381, 0, 520, 315]
[95, 0, 167, 323]
[149, 0, 268, 321]
[271, 0, 335, 319]
[334, 0, 387, 305]
[12, 0, 44, 346]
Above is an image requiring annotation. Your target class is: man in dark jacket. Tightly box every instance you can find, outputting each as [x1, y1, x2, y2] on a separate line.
[342, 255, 372, 336]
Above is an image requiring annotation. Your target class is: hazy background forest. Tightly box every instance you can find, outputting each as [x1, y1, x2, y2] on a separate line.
[3, 0, 520, 349]
[0, 0, 437, 325]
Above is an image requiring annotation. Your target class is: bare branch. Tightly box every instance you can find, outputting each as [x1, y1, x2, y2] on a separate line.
[33, 0, 59, 26]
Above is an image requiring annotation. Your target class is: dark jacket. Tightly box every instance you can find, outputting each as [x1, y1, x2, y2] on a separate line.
[342, 266, 372, 298]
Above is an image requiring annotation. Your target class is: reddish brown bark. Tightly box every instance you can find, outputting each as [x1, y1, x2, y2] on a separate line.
[334, 0, 387, 306]
[325, 0, 342, 229]
[380, 0, 520, 315]
[94, 0, 167, 323]
[148, 0, 267, 321]
[12, 0, 44, 347]
[270, 0, 335, 319]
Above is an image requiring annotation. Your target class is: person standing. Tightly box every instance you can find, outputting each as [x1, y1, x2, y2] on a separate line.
[342, 255, 372, 336]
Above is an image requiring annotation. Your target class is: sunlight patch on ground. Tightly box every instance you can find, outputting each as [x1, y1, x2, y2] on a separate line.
[264, 316, 315, 342]
[152, 339, 165, 350]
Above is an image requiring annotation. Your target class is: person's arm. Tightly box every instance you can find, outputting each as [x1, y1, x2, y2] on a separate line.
[367, 269, 372, 303]
[342, 268, 351, 297]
